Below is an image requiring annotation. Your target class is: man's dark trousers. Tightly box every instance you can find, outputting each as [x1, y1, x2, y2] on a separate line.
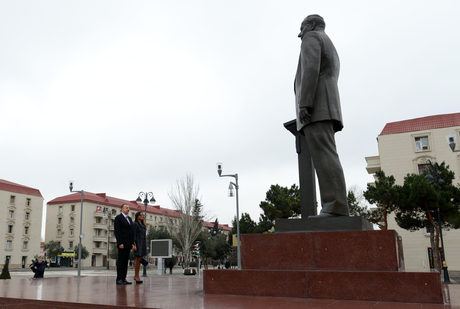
[117, 247, 130, 282]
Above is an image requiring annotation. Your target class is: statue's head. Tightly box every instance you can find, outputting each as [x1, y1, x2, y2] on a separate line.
[298, 14, 325, 39]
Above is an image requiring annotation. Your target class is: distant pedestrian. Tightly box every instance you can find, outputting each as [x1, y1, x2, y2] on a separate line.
[168, 260, 173, 274]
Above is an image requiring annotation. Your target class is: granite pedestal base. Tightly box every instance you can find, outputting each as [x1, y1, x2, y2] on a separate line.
[203, 230, 444, 304]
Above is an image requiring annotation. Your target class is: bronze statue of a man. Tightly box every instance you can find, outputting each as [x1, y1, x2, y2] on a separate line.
[294, 14, 349, 217]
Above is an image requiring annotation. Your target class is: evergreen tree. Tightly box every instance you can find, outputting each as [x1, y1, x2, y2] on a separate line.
[394, 162, 460, 272]
[257, 184, 300, 232]
[363, 171, 399, 230]
[231, 213, 256, 234]
[211, 219, 220, 237]
[0, 257, 11, 279]
[43, 240, 64, 260]
[74, 244, 90, 260]
[347, 190, 371, 217]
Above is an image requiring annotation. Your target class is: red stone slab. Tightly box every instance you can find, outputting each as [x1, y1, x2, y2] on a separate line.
[204, 269, 309, 298]
[309, 270, 443, 304]
[241, 230, 403, 271]
[241, 232, 315, 270]
[203, 269, 443, 304]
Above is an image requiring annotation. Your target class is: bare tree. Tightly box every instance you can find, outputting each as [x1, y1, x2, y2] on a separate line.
[168, 173, 205, 268]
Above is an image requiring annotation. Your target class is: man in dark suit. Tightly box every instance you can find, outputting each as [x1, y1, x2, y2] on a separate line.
[294, 14, 349, 217]
[114, 203, 134, 284]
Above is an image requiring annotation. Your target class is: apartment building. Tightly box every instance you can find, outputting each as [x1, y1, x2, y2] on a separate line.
[0, 179, 44, 269]
[365, 112, 460, 270]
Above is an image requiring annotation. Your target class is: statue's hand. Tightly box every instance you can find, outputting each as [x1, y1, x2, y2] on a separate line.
[299, 107, 311, 124]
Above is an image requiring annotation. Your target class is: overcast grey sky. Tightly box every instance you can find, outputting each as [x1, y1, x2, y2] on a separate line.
[1, 1, 459, 232]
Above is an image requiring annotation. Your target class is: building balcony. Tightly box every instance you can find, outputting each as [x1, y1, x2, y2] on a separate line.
[93, 236, 107, 242]
[365, 156, 381, 174]
[93, 223, 107, 230]
[92, 247, 107, 254]
[94, 212, 105, 218]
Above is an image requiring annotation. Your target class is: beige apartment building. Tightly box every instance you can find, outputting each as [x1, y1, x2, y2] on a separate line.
[365, 112, 460, 271]
[0, 179, 44, 269]
[45, 192, 231, 267]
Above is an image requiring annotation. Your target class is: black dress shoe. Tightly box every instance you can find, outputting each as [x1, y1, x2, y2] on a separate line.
[135, 279, 143, 284]
[116, 280, 126, 285]
[124, 280, 132, 284]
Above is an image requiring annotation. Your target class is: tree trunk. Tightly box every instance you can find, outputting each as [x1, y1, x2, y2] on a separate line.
[425, 201, 441, 273]
[383, 203, 388, 230]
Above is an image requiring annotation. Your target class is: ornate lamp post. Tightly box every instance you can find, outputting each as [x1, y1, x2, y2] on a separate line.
[69, 181, 84, 277]
[136, 191, 156, 277]
[426, 160, 451, 284]
[216, 163, 241, 270]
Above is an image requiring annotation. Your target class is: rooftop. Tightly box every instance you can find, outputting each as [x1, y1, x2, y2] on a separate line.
[0, 179, 43, 198]
[379, 112, 460, 136]
[47, 191, 230, 228]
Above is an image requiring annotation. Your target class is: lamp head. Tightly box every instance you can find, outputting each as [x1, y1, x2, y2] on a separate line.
[449, 137, 456, 152]
[228, 182, 234, 197]
[69, 180, 74, 192]
[447, 134, 457, 152]
[217, 162, 223, 176]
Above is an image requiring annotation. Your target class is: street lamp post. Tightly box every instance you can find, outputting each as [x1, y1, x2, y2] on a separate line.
[103, 210, 115, 270]
[426, 160, 451, 284]
[69, 181, 84, 277]
[216, 163, 241, 270]
[136, 191, 156, 277]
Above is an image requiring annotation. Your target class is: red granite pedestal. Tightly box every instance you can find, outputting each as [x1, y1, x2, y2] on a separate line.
[203, 230, 444, 304]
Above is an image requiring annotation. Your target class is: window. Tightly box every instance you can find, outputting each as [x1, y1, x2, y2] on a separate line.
[23, 241, 28, 249]
[9, 210, 14, 218]
[70, 217, 74, 224]
[58, 229, 62, 236]
[70, 229, 74, 236]
[25, 212, 30, 220]
[6, 241, 12, 249]
[96, 217, 102, 223]
[95, 242, 101, 248]
[26, 198, 31, 206]
[7, 225, 13, 233]
[415, 136, 430, 151]
[71, 205, 75, 212]
[96, 229, 101, 236]
[24, 227, 29, 235]
[59, 206, 63, 213]
[69, 241, 73, 249]
[418, 164, 430, 175]
[58, 218, 62, 224]
[10, 196, 15, 204]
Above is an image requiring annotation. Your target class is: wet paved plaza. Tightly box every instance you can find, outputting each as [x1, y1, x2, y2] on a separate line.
[1, 268, 460, 308]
